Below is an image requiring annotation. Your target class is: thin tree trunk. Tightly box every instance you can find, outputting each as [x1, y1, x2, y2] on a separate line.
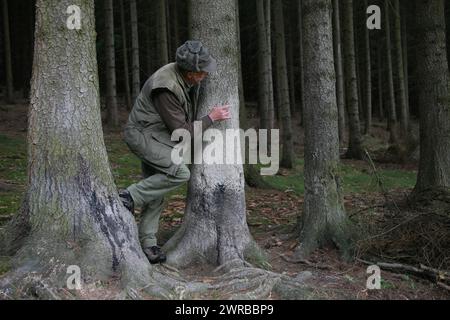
[171, 0, 180, 53]
[105, 0, 119, 127]
[265, 0, 275, 130]
[256, 0, 269, 130]
[385, 0, 399, 143]
[164, 0, 260, 269]
[0, 0, 151, 295]
[119, 0, 132, 110]
[273, 0, 294, 168]
[394, 0, 408, 135]
[130, 0, 140, 104]
[297, 0, 305, 127]
[2, 0, 14, 103]
[363, 0, 372, 135]
[287, 22, 296, 117]
[332, 0, 346, 144]
[342, 0, 364, 159]
[402, 8, 409, 123]
[377, 45, 384, 121]
[296, 0, 351, 260]
[413, 0, 450, 194]
[157, 0, 169, 67]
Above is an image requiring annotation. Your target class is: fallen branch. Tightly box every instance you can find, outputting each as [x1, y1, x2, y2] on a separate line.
[279, 254, 331, 270]
[357, 258, 450, 287]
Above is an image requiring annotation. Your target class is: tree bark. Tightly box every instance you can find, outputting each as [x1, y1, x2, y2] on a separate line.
[297, 0, 305, 127]
[163, 0, 262, 269]
[377, 45, 384, 121]
[130, 0, 140, 104]
[157, 0, 169, 67]
[394, 0, 408, 135]
[265, 0, 275, 130]
[384, 0, 399, 143]
[362, 0, 372, 135]
[342, 0, 364, 159]
[413, 0, 450, 194]
[296, 0, 352, 260]
[0, 0, 151, 295]
[332, 0, 346, 144]
[104, 0, 119, 127]
[273, 0, 294, 168]
[2, 0, 14, 103]
[119, 0, 132, 111]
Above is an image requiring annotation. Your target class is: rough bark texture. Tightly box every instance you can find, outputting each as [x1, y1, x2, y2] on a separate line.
[296, 0, 352, 260]
[256, 0, 270, 130]
[332, 0, 346, 144]
[157, 0, 169, 67]
[413, 0, 450, 194]
[377, 45, 384, 121]
[363, 0, 372, 135]
[297, 0, 305, 126]
[273, 0, 294, 168]
[394, 0, 408, 135]
[342, 0, 364, 159]
[163, 0, 262, 269]
[0, 0, 153, 298]
[2, 0, 14, 103]
[104, 0, 119, 127]
[119, 0, 132, 111]
[130, 0, 140, 104]
[384, 0, 399, 143]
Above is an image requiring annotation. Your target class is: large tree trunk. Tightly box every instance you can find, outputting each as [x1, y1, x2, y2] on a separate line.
[104, 0, 119, 127]
[394, 0, 408, 135]
[332, 0, 346, 144]
[130, 0, 140, 104]
[296, 0, 351, 260]
[119, 0, 132, 111]
[384, 0, 399, 143]
[0, 0, 151, 296]
[157, 0, 169, 67]
[342, 0, 364, 159]
[164, 0, 261, 269]
[413, 0, 450, 194]
[273, 0, 294, 168]
[2, 0, 14, 103]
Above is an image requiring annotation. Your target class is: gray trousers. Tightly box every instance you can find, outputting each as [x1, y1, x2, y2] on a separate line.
[127, 162, 190, 248]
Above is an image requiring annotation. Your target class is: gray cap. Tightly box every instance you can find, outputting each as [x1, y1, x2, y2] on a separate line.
[176, 40, 217, 73]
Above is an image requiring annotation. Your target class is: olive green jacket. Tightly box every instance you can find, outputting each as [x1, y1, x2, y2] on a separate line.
[124, 63, 199, 175]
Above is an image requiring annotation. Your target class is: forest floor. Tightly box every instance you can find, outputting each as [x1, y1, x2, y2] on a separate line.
[0, 103, 448, 299]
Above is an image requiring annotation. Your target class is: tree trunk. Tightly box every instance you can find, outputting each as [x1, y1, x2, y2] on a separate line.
[257, 0, 269, 130]
[377, 45, 384, 121]
[163, 0, 261, 269]
[402, 7, 409, 122]
[296, 0, 351, 260]
[297, 0, 305, 127]
[119, 0, 132, 111]
[0, 0, 151, 295]
[171, 0, 180, 54]
[273, 0, 294, 168]
[104, 0, 119, 127]
[394, 0, 408, 135]
[287, 22, 296, 118]
[332, 0, 346, 144]
[157, 0, 169, 67]
[2, 0, 14, 103]
[384, 0, 399, 143]
[342, 0, 364, 159]
[413, 0, 450, 194]
[362, 0, 372, 135]
[130, 0, 140, 104]
[265, 0, 275, 130]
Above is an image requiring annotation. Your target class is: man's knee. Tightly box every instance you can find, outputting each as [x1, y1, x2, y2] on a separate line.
[174, 165, 190, 182]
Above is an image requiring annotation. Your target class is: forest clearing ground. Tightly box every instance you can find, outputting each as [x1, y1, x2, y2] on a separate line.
[0, 104, 448, 299]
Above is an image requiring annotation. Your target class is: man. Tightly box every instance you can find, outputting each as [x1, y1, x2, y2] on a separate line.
[120, 40, 230, 264]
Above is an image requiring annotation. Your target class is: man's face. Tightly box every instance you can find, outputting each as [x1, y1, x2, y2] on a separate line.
[186, 71, 208, 85]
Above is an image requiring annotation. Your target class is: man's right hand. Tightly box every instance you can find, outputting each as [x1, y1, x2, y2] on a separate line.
[208, 105, 231, 122]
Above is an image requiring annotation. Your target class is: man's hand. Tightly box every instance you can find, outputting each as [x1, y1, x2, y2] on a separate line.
[208, 105, 231, 122]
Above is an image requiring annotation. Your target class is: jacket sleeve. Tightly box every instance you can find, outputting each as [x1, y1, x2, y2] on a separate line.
[151, 89, 213, 135]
